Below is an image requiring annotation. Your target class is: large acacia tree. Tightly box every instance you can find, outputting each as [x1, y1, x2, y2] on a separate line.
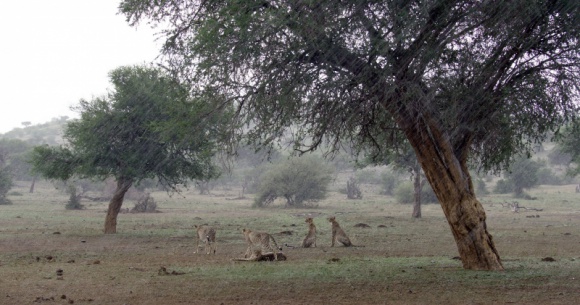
[30, 65, 227, 233]
[121, 1, 580, 269]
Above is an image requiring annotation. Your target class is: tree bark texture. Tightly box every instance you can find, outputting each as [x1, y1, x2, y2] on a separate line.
[104, 177, 133, 234]
[402, 113, 504, 270]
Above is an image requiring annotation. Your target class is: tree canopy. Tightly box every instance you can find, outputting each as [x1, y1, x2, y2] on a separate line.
[30, 65, 229, 233]
[120, 0, 580, 270]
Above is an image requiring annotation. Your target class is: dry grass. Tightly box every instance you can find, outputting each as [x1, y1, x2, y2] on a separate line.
[1, 181, 579, 304]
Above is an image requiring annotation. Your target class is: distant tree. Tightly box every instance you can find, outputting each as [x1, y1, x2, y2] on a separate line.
[346, 176, 363, 199]
[474, 177, 489, 196]
[0, 147, 12, 204]
[254, 155, 333, 207]
[504, 157, 542, 198]
[0, 139, 33, 181]
[547, 147, 573, 168]
[0, 167, 12, 205]
[493, 179, 514, 195]
[65, 184, 84, 210]
[379, 170, 400, 196]
[363, 143, 427, 218]
[30, 65, 228, 233]
[394, 181, 438, 205]
[122, 0, 580, 270]
[0, 139, 33, 203]
[231, 144, 282, 196]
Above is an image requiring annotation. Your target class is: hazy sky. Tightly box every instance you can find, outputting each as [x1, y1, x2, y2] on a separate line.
[0, 0, 160, 134]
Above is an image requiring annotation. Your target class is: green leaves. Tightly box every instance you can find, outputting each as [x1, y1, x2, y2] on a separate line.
[31, 65, 226, 189]
[254, 155, 333, 207]
[29, 145, 79, 181]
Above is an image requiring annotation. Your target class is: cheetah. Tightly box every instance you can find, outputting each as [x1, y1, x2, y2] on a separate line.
[301, 217, 317, 248]
[194, 225, 217, 254]
[242, 228, 282, 261]
[328, 216, 352, 247]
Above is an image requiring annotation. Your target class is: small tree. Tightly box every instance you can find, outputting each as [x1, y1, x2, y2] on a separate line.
[254, 156, 333, 207]
[504, 156, 542, 198]
[65, 184, 84, 210]
[346, 176, 363, 199]
[30, 65, 227, 233]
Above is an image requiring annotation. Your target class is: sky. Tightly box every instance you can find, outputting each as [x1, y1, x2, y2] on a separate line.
[0, 0, 161, 134]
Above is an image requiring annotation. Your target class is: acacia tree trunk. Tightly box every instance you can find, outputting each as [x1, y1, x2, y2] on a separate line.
[412, 163, 422, 219]
[29, 176, 36, 193]
[104, 177, 133, 234]
[402, 114, 504, 271]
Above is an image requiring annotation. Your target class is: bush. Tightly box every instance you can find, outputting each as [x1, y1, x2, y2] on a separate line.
[0, 168, 13, 205]
[346, 177, 362, 199]
[132, 193, 158, 213]
[394, 182, 414, 203]
[493, 179, 513, 194]
[536, 167, 563, 185]
[354, 169, 382, 184]
[380, 171, 400, 195]
[498, 157, 542, 197]
[422, 184, 438, 203]
[394, 181, 437, 204]
[475, 178, 489, 196]
[547, 148, 572, 167]
[65, 185, 85, 210]
[254, 155, 333, 207]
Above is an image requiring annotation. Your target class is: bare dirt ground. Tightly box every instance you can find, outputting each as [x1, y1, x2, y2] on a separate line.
[1, 182, 579, 304]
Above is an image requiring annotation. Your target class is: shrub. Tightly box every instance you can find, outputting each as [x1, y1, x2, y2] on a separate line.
[354, 169, 382, 184]
[254, 155, 333, 207]
[502, 157, 542, 197]
[0, 168, 13, 205]
[493, 179, 513, 194]
[394, 182, 414, 204]
[422, 184, 438, 203]
[536, 167, 562, 185]
[475, 178, 489, 196]
[380, 171, 400, 195]
[132, 193, 158, 213]
[346, 177, 362, 199]
[65, 185, 85, 210]
[547, 148, 572, 167]
[394, 181, 437, 204]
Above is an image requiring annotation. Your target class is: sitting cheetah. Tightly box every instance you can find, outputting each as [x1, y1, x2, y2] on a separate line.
[301, 217, 317, 248]
[328, 216, 352, 247]
[242, 228, 282, 261]
[194, 225, 217, 254]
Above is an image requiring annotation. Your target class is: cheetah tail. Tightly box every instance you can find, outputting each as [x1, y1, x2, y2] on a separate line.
[270, 235, 282, 251]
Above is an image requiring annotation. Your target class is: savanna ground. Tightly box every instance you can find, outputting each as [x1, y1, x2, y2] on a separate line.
[1, 180, 579, 305]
